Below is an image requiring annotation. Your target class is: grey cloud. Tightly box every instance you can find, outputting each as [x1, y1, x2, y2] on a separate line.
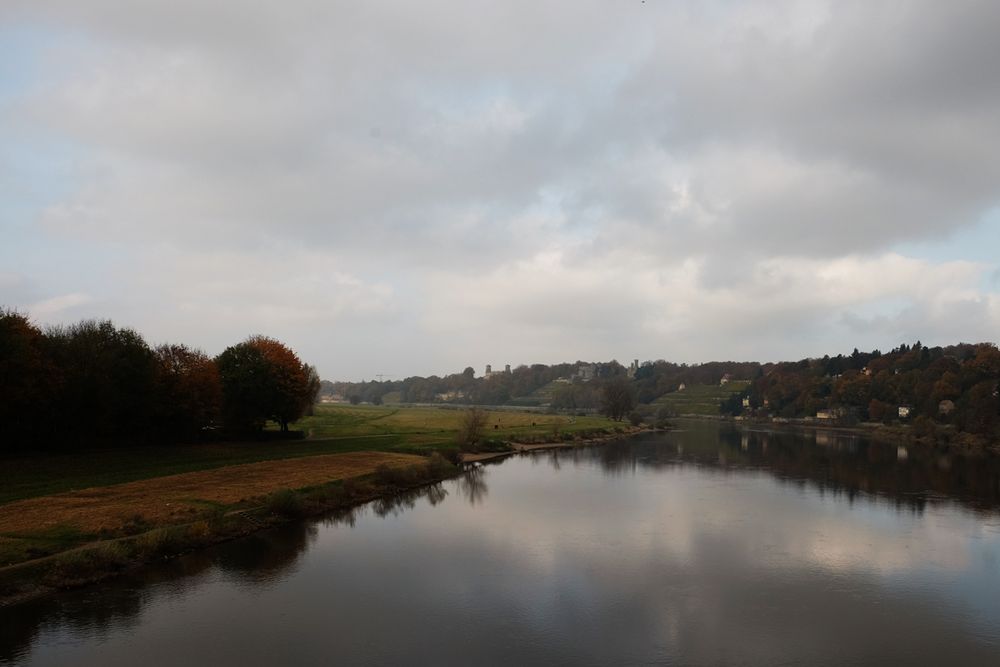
[3, 1, 1000, 377]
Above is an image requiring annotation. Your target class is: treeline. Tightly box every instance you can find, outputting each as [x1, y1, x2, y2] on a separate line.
[327, 358, 761, 408]
[0, 309, 320, 451]
[326, 362, 588, 406]
[721, 342, 1000, 436]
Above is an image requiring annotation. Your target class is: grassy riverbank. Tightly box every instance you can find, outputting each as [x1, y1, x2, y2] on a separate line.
[0, 405, 623, 605]
[0, 453, 461, 605]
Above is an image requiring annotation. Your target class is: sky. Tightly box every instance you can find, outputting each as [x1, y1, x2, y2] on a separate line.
[2, 1, 999, 381]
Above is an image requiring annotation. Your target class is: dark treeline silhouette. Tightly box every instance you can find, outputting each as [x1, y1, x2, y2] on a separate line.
[720, 342, 1000, 440]
[0, 309, 320, 452]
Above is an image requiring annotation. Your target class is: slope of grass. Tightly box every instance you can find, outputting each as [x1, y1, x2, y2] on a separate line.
[652, 381, 750, 416]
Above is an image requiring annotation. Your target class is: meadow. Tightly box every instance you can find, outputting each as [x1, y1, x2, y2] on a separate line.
[652, 381, 750, 416]
[0, 404, 618, 581]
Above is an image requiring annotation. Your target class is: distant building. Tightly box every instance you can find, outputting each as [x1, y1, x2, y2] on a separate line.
[575, 364, 596, 381]
[720, 373, 733, 385]
[816, 410, 835, 420]
[483, 364, 510, 380]
[436, 390, 466, 401]
[898, 405, 911, 419]
[626, 359, 640, 378]
[742, 397, 751, 408]
[678, 383, 686, 392]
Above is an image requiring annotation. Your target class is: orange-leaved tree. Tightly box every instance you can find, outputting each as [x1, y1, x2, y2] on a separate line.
[154, 344, 222, 438]
[216, 336, 317, 432]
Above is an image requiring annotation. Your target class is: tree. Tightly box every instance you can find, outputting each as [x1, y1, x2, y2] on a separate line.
[45, 319, 157, 444]
[249, 336, 311, 431]
[600, 377, 636, 421]
[457, 407, 487, 451]
[215, 336, 314, 432]
[301, 364, 322, 416]
[153, 344, 222, 438]
[0, 309, 54, 448]
[216, 340, 272, 432]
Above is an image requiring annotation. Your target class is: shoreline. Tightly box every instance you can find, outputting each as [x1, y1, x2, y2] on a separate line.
[0, 456, 460, 608]
[673, 414, 1000, 454]
[460, 425, 651, 463]
[1, 426, 649, 608]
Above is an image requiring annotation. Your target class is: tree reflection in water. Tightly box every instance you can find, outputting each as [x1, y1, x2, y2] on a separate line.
[574, 421, 1000, 514]
[455, 465, 489, 506]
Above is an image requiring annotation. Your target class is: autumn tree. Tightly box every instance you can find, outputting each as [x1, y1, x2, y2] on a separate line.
[215, 336, 314, 432]
[153, 344, 222, 438]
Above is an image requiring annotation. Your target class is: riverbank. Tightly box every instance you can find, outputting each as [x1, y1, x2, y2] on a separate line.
[0, 406, 634, 606]
[460, 425, 651, 463]
[675, 414, 1000, 454]
[0, 452, 462, 607]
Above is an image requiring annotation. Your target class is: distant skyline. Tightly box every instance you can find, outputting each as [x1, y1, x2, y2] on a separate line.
[2, 1, 999, 381]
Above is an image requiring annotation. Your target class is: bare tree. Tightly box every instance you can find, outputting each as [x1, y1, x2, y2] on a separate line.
[600, 377, 637, 421]
[457, 407, 488, 451]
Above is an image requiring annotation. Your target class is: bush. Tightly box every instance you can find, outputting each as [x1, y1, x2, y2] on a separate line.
[266, 489, 306, 518]
[134, 526, 189, 558]
[46, 542, 130, 584]
[426, 452, 454, 477]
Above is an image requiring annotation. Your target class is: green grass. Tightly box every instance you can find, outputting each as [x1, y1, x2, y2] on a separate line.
[0, 434, 404, 505]
[287, 404, 612, 442]
[1, 405, 614, 505]
[652, 381, 750, 416]
[0, 525, 94, 566]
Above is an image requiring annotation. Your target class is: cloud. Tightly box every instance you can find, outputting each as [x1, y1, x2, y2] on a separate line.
[29, 292, 92, 318]
[2, 1, 999, 377]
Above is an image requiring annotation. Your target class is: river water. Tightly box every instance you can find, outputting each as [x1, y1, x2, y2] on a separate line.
[4, 420, 1000, 665]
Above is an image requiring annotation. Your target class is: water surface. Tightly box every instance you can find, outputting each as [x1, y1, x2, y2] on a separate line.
[4, 421, 1000, 665]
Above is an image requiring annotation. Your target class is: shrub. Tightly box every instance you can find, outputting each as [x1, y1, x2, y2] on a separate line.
[426, 452, 454, 478]
[266, 489, 306, 518]
[134, 526, 189, 558]
[46, 541, 129, 585]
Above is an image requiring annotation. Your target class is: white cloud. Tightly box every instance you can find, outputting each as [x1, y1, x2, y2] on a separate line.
[2, 1, 999, 377]
[29, 292, 92, 318]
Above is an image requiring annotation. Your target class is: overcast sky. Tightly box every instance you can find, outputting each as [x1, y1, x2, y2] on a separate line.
[2, 1, 999, 380]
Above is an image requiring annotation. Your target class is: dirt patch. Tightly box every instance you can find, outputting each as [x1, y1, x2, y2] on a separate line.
[0, 451, 423, 535]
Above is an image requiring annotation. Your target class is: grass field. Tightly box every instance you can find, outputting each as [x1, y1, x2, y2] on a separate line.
[291, 404, 612, 441]
[1, 434, 409, 506]
[0, 404, 617, 574]
[4, 405, 613, 506]
[652, 381, 750, 416]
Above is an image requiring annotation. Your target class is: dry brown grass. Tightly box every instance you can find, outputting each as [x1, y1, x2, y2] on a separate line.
[0, 451, 423, 535]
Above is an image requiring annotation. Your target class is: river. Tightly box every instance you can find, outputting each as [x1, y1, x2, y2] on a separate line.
[4, 420, 1000, 665]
